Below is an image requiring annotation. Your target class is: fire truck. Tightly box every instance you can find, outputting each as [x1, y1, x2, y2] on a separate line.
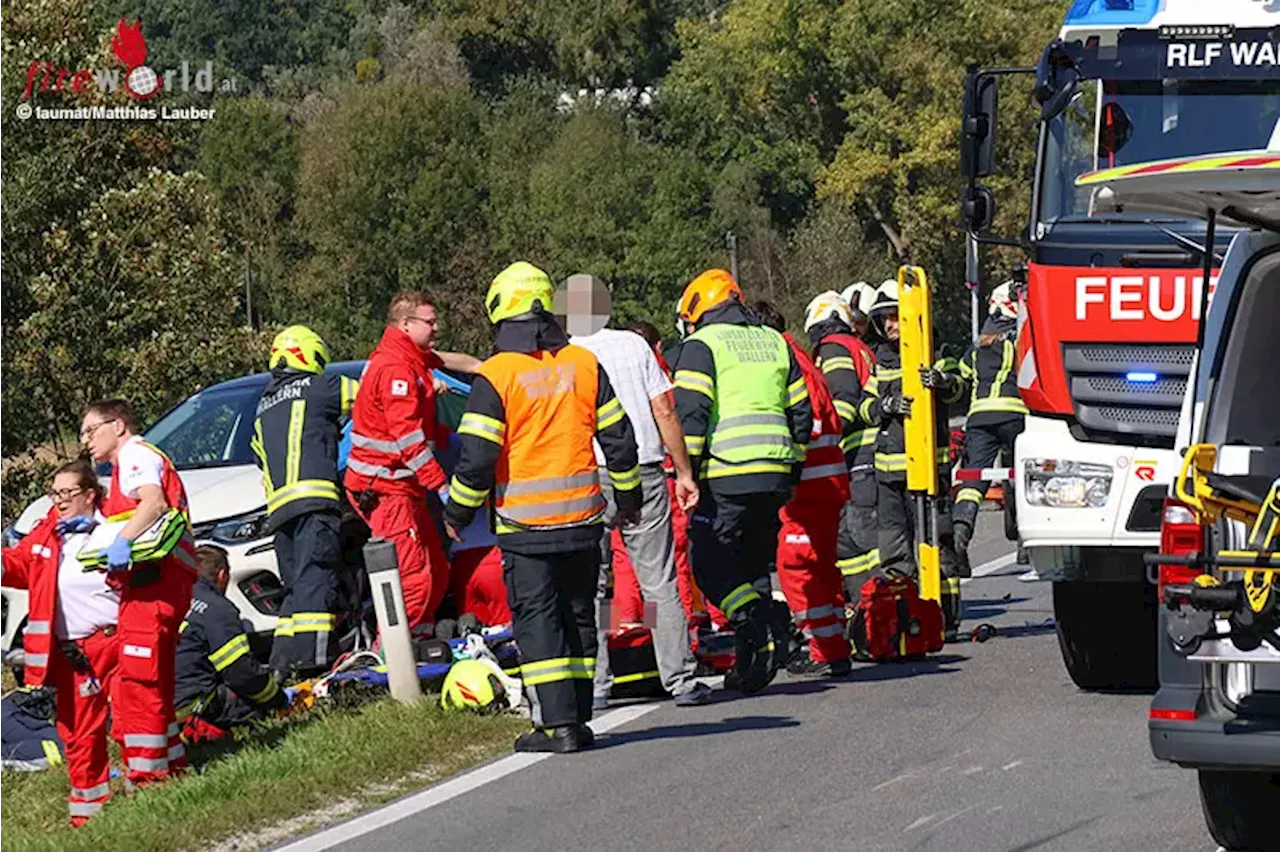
[960, 0, 1280, 689]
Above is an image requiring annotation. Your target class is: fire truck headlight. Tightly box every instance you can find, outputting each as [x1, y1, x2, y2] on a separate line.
[1024, 459, 1113, 508]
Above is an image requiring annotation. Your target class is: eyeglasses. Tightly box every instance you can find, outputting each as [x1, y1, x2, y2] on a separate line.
[405, 315, 437, 326]
[46, 487, 86, 503]
[79, 419, 118, 441]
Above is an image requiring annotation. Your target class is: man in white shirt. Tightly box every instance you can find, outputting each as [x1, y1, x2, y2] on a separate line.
[557, 273, 710, 707]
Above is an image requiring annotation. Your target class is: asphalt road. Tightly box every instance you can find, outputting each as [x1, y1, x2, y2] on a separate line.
[284, 511, 1214, 852]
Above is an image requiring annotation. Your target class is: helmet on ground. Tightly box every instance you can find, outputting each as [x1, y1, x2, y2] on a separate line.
[839, 282, 869, 312]
[441, 658, 508, 713]
[867, 279, 899, 317]
[269, 325, 329, 374]
[485, 262, 555, 325]
[678, 269, 743, 327]
[804, 291, 854, 332]
[989, 280, 1017, 320]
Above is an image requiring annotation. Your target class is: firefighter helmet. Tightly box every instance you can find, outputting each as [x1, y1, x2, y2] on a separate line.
[678, 269, 743, 327]
[989, 280, 1017, 319]
[867, 279, 899, 316]
[839, 282, 869, 312]
[440, 658, 509, 713]
[485, 262, 555, 325]
[269, 325, 329, 375]
[803, 291, 854, 332]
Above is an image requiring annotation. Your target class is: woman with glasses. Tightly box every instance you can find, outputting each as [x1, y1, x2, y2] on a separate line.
[2, 459, 119, 826]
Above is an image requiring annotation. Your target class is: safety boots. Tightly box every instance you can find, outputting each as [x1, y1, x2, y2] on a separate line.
[728, 601, 780, 694]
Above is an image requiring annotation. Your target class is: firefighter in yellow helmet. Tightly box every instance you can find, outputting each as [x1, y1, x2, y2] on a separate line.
[252, 326, 359, 679]
[444, 261, 642, 754]
[673, 269, 814, 693]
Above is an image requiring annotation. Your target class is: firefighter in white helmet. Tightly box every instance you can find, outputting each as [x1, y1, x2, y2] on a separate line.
[838, 282, 872, 339]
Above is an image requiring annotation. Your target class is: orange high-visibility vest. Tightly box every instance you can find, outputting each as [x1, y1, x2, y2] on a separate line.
[480, 345, 606, 533]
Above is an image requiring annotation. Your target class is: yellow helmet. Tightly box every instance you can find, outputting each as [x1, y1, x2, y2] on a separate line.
[803, 291, 854, 332]
[678, 268, 743, 327]
[269, 325, 329, 374]
[440, 658, 508, 713]
[485, 262, 555, 325]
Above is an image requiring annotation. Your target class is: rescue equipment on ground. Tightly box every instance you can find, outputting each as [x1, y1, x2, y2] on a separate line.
[849, 570, 945, 662]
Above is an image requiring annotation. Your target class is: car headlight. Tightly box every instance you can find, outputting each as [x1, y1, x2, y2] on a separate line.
[197, 509, 271, 545]
[1024, 459, 1113, 509]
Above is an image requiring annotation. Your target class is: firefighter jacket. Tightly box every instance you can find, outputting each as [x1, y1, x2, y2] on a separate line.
[958, 316, 1027, 427]
[783, 332, 850, 506]
[174, 577, 285, 718]
[444, 315, 642, 557]
[860, 342, 962, 484]
[102, 437, 197, 578]
[1, 511, 94, 688]
[251, 369, 359, 532]
[809, 319, 877, 472]
[673, 303, 813, 496]
[344, 326, 448, 498]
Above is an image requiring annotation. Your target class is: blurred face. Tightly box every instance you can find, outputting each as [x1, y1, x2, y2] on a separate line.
[49, 472, 96, 521]
[883, 310, 900, 341]
[399, 304, 438, 351]
[853, 316, 868, 338]
[80, 413, 126, 462]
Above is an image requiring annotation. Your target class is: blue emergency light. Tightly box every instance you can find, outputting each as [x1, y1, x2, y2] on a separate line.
[1065, 0, 1158, 26]
[1126, 371, 1159, 383]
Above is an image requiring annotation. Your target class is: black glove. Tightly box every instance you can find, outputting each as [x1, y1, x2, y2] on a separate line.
[919, 367, 957, 394]
[880, 394, 912, 417]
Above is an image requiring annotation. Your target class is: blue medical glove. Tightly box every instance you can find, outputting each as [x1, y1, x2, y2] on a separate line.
[55, 515, 97, 535]
[283, 686, 299, 705]
[105, 536, 133, 572]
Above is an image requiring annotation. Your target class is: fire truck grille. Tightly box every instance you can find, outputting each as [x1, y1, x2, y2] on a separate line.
[1063, 343, 1196, 444]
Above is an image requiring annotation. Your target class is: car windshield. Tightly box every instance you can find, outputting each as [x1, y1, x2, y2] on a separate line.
[143, 382, 265, 470]
[1038, 79, 1280, 225]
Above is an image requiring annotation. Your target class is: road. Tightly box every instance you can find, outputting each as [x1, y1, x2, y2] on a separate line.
[279, 511, 1213, 852]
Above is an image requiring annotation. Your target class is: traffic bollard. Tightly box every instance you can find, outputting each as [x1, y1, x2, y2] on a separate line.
[363, 537, 422, 704]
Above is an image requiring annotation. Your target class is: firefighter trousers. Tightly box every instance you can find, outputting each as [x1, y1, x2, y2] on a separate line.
[876, 479, 962, 633]
[351, 492, 450, 635]
[504, 546, 599, 729]
[954, 417, 1024, 532]
[115, 567, 194, 786]
[776, 497, 849, 664]
[837, 469, 881, 600]
[688, 486, 786, 633]
[270, 509, 341, 676]
[50, 628, 119, 825]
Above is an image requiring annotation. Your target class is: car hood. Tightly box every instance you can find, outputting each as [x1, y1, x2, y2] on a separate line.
[9, 464, 265, 537]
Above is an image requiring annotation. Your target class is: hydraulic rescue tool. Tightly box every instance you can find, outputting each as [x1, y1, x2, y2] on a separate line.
[1145, 444, 1280, 656]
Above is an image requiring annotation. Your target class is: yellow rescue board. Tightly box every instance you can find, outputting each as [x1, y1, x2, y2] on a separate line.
[898, 264, 941, 604]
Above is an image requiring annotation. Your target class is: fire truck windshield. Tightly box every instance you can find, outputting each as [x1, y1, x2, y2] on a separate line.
[1038, 79, 1280, 225]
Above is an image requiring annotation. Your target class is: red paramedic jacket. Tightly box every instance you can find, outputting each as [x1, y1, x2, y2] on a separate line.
[344, 326, 448, 496]
[2, 511, 68, 687]
[102, 438, 197, 579]
[783, 333, 850, 505]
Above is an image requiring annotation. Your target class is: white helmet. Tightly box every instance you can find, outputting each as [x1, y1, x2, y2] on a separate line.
[989, 280, 1017, 319]
[840, 282, 869, 311]
[804, 291, 854, 332]
[867, 279, 899, 316]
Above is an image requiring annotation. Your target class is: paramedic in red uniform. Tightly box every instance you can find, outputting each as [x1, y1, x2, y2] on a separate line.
[753, 302, 852, 678]
[2, 460, 120, 825]
[80, 399, 197, 786]
[344, 290, 452, 636]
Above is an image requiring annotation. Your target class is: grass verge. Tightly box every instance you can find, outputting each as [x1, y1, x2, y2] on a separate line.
[1, 696, 527, 852]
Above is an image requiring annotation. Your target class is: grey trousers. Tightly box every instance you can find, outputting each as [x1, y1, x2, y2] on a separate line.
[595, 463, 699, 698]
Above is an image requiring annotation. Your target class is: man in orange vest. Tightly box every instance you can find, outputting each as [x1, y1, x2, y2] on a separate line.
[80, 399, 197, 787]
[444, 261, 642, 754]
[753, 301, 853, 678]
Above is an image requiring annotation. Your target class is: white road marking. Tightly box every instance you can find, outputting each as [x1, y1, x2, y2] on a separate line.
[961, 552, 1018, 584]
[905, 814, 938, 831]
[961, 765, 984, 775]
[1002, 760, 1023, 771]
[271, 703, 663, 852]
[872, 769, 924, 792]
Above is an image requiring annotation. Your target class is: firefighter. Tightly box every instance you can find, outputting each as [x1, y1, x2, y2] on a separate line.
[858, 282, 965, 638]
[80, 399, 197, 786]
[804, 290, 879, 599]
[344, 291, 452, 638]
[673, 269, 813, 693]
[753, 301, 852, 678]
[953, 281, 1028, 562]
[443, 261, 642, 754]
[839, 281, 872, 339]
[1, 460, 118, 825]
[175, 546, 293, 736]
[251, 326, 359, 681]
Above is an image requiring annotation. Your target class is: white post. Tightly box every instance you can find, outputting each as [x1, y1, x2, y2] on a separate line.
[363, 538, 422, 704]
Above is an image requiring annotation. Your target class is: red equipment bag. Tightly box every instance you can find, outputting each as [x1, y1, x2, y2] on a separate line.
[850, 571, 945, 661]
[607, 627, 666, 699]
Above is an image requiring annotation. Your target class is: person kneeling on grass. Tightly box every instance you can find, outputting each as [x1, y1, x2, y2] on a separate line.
[174, 546, 295, 742]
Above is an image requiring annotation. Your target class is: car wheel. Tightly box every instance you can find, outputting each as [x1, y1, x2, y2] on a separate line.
[1053, 579, 1157, 691]
[1198, 770, 1280, 851]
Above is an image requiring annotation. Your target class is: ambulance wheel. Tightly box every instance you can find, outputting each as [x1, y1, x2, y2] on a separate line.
[1053, 580, 1157, 692]
[1198, 770, 1280, 851]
